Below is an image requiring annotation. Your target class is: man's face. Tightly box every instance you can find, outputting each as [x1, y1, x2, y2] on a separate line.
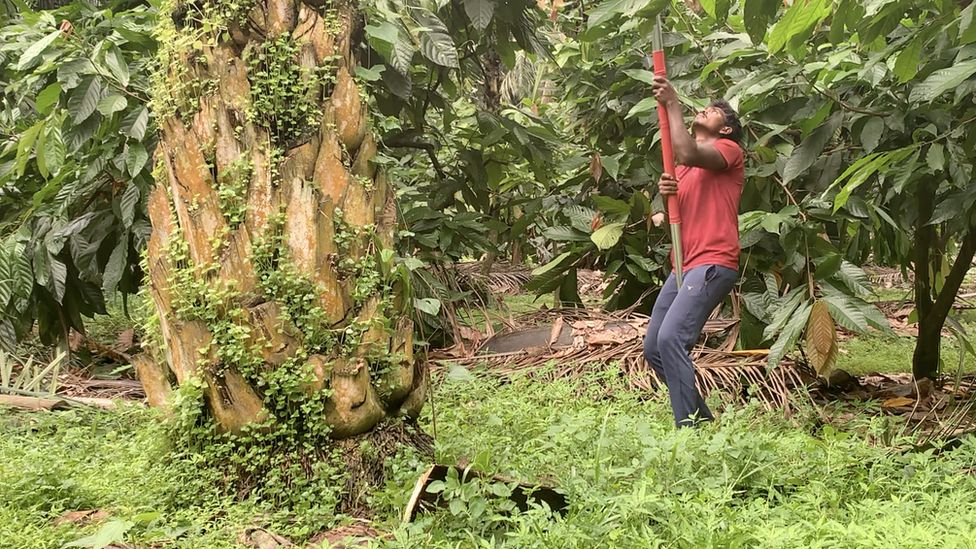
[691, 105, 732, 137]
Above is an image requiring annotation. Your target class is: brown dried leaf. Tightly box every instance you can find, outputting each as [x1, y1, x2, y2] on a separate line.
[238, 527, 293, 549]
[115, 328, 135, 351]
[806, 300, 837, 376]
[589, 152, 602, 183]
[882, 396, 915, 409]
[548, 316, 564, 347]
[53, 509, 109, 526]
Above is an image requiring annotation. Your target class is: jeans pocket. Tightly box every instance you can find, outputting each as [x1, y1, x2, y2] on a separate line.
[703, 265, 718, 284]
[687, 266, 716, 297]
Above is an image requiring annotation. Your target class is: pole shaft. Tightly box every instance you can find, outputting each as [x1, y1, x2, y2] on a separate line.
[652, 15, 683, 285]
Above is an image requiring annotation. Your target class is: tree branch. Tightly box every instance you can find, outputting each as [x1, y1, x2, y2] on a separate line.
[925, 230, 976, 327]
[384, 136, 447, 180]
[797, 73, 886, 117]
[914, 182, 935, 319]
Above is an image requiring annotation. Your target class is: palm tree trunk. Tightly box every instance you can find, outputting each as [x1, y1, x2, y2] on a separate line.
[137, 0, 430, 508]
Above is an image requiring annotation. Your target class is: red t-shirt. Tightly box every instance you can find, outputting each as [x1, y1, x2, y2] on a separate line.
[671, 138, 744, 272]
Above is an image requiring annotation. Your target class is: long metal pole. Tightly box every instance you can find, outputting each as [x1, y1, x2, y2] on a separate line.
[651, 15, 683, 287]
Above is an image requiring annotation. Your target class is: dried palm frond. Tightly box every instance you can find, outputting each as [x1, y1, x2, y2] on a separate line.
[577, 269, 607, 298]
[432, 308, 812, 410]
[453, 261, 533, 295]
[895, 376, 976, 449]
[865, 265, 912, 289]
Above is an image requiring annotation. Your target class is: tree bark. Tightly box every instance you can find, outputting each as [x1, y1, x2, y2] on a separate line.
[912, 180, 976, 379]
[141, 0, 428, 483]
[914, 230, 976, 379]
[912, 183, 937, 378]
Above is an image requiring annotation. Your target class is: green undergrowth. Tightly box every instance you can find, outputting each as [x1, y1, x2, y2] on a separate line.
[0, 406, 263, 549]
[5, 368, 976, 548]
[836, 333, 976, 376]
[369, 367, 976, 548]
[837, 307, 976, 377]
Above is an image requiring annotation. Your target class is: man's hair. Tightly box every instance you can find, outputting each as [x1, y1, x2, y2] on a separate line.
[710, 100, 743, 144]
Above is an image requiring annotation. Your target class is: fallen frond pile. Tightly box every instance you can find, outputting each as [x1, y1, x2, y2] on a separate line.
[432, 308, 811, 410]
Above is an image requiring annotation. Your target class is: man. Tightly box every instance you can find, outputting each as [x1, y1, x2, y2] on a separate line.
[644, 75, 744, 427]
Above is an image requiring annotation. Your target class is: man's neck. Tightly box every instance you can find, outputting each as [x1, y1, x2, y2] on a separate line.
[693, 130, 716, 144]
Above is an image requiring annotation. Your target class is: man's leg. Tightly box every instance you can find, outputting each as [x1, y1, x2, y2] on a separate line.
[656, 265, 737, 427]
[643, 272, 679, 381]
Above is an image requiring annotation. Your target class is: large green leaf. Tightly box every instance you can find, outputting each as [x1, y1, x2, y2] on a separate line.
[766, 0, 830, 54]
[102, 234, 128, 298]
[49, 255, 67, 303]
[591, 196, 631, 217]
[16, 121, 44, 177]
[101, 43, 130, 87]
[0, 253, 12, 308]
[625, 97, 657, 119]
[36, 124, 50, 179]
[762, 287, 805, 341]
[587, 0, 632, 29]
[417, 13, 459, 68]
[622, 69, 656, 85]
[960, 2, 976, 45]
[926, 143, 945, 172]
[97, 94, 128, 116]
[893, 34, 923, 83]
[16, 29, 61, 71]
[909, 59, 976, 103]
[587, 0, 661, 29]
[767, 301, 812, 369]
[743, 0, 779, 45]
[543, 226, 591, 242]
[121, 106, 149, 140]
[859, 117, 884, 153]
[463, 0, 495, 31]
[834, 261, 872, 297]
[35, 83, 62, 115]
[532, 251, 574, 277]
[699, 0, 731, 21]
[413, 297, 441, 315]
[782, 115, 840, 184]
[740, 291, 771, 323]
[13, 248, 33, 299]
[590, 222, 625, 250]
[67, 77, 102, 124]
[821, 293, 869, 333]
[831, 148, 914, 212]
[64, 519, 134, 549]
[120, 184, 140, 228]
[41, 124, 66, 178]
[125, 142, 149, 176]
[364, 21, 398, 59]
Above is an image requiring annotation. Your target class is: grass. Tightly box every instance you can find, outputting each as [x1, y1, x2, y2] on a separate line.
[6, 285, 976, 547]
[0, 406, 260, 549]
[836, 307, 976, 377]
[835, 333, 976, 376]
[4, 367, 976, 548]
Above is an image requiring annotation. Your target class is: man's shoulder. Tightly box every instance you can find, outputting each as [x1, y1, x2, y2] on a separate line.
[712, 139, 744, 170]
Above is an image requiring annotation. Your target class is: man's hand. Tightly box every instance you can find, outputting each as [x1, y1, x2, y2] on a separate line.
[651, 75, 678, 107]
[658, 172, 678, 196]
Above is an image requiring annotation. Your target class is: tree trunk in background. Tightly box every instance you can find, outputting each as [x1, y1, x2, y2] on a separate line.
[911, 181, 976, 380]
[912, 183, 939, 379]
[137, 0, 429, 507]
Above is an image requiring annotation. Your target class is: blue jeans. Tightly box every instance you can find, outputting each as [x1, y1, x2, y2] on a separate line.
[643, 265, 738, 427]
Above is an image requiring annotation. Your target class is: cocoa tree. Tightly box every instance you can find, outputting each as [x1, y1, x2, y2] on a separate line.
[0, 1, 157, 350]
[537, 0, 976, 380]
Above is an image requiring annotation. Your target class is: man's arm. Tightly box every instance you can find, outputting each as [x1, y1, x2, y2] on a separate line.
[652, 76, 728, 171]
